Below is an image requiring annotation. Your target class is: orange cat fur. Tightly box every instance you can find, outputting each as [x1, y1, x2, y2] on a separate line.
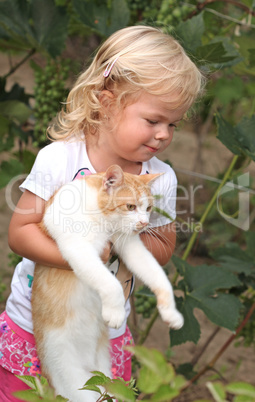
[32, 165, 183, 401]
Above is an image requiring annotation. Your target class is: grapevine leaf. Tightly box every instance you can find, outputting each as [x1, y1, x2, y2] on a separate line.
[0, 115, 10, 137]
[211, 242, 254, 276]
[0, 100, 32, 124]
[171, 256, 242, 342]
[137, 366, 162, 394]
[0, 159, 24, 189]
[216, 113, 255, 161]
[72, 0, 129, 37]
[226, 382, 255, 397]
[151, 384, 180, 401]
[245, 232, 255, 260]
[0, 0, 68, 56]
[15, 375, 38, 390]
[248, 49, 255, 67]
[175, 13, 204, 54]
[207, 381, 227, 402]
[30, 0, 69, 57]
[128, 346, 174, 382]
[0, 0, 33, 49]
[83, 374, 110, 387]
[170, 296, 201, 346]
[105, 379, 135, 402]
[13, 390, 43, 402]
[196, 41, 236, 64]
[81, 384, 102, 393]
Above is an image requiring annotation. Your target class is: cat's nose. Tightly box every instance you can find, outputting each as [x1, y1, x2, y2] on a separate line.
[136, 221, 148, 231]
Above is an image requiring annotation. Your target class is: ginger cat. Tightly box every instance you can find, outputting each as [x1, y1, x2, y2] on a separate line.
[32, 165, 183, 402]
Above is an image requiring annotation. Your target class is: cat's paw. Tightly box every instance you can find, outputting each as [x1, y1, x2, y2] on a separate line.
[102, 304, 126, 329]
[158, 306, 184, 330]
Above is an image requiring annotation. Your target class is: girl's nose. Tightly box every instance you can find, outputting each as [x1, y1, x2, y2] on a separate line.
[155, 126, 174, 141]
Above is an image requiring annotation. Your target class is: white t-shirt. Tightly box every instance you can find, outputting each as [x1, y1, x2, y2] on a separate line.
[6, 139, 177, 338]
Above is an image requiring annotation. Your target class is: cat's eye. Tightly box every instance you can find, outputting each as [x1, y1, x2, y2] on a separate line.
[147, 206, 152, 212]
[126, 204, 136, 211]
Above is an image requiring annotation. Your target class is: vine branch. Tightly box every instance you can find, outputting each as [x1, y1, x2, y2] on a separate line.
[183, 302, 255, 389]
[3, 48, 36, 80]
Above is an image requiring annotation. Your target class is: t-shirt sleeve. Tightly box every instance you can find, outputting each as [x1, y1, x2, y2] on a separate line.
[149, 166, 177, 228]
[20, 142, 68, 201]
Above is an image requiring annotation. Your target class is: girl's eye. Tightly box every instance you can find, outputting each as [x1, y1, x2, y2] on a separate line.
[147, 206, 152, 212]
[126, 204, 136, 211]
[169, 123, 177, 128]
[147, 120, 158, 125]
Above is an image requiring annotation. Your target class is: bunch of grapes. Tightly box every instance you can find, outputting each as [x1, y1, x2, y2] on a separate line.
[33, 58, 70, 146]
[157, 0, 195, 29]
[126, 0, 159, 24]
[134, 286, 157, 319]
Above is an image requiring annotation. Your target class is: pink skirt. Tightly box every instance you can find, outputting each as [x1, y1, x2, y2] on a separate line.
[0, 311, 133, 400]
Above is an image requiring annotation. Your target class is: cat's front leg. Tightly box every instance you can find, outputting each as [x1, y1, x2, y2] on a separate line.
[115, 235, 184, 330]
[55, 237, 126, 329]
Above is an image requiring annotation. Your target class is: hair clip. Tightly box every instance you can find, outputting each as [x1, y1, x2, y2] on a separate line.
[103, 56, 119, 78]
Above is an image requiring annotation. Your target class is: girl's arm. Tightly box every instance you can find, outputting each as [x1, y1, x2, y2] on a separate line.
[8, 190, 70, 269]
[140, 222, 176, 266]
[8, 190, 112, 268]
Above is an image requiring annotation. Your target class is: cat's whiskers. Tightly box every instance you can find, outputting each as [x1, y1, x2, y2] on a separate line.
[145, 225, 173, 260]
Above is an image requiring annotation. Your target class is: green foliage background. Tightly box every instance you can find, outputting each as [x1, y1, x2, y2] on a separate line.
[0, 0, 255, 400]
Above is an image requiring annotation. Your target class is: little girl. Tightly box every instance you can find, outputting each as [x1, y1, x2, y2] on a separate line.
[0, 25, 205, 401]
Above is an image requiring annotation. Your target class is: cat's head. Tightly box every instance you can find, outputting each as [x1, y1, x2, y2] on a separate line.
[96, 165, 161, 234]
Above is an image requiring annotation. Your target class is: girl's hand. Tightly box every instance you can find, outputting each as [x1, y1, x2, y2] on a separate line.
[140, 222, 176, 266]
[100, 242, 113, 264]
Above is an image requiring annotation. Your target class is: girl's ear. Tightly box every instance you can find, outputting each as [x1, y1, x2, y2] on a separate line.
[103, 165, 124, 192]
[99, 90, 114, 109]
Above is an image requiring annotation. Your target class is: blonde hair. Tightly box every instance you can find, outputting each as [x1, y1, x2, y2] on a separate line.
[48, 25, 206, 140]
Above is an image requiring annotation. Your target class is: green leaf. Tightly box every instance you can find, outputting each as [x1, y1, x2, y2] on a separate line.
[176, 363, 197, 380]
[72, 0, 129, 37]
[226, 382, 255, 398]
[248, 49, 255, 67]
[0, 0, 33, 50]
[210, 77, 244, 106]
[170, 295, 201, 346]
[13, 390, 43, 402]
[137, 366, 162, 394]
[0, 100, 32, 124]
[0, 0, 68, 56]
[15, 375, 38, 390]
[0, 159, 24, 189]
[105, 379, 136, 402]
[0, 114, 10, 136]
[196, 42, 236, 64]
[245, 232, 255, 260]
[81, 384, 102, 394]
[128, 346, 174, 382]
[207, 382, 227, 402]
[84, 374, 110, 387]
[216, 114, 255, 161]
[171, 256, 242, 339]
[211, 242, 254, 276]
[30, 0, 69, 57]
[151, 384, 179, 401]
[175, 13, 204, 54]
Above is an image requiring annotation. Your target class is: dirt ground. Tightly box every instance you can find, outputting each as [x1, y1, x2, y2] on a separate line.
[1, 53, 255, 400]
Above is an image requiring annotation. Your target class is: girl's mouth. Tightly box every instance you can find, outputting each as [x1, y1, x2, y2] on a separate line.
[144, 145, 159, 153]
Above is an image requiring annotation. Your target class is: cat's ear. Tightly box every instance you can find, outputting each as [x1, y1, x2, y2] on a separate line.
[140, 172, 164, 186]
[103, 165, 124, 192]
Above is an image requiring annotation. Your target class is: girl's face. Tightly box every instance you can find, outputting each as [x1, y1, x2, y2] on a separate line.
[103, 91, 186, 165]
